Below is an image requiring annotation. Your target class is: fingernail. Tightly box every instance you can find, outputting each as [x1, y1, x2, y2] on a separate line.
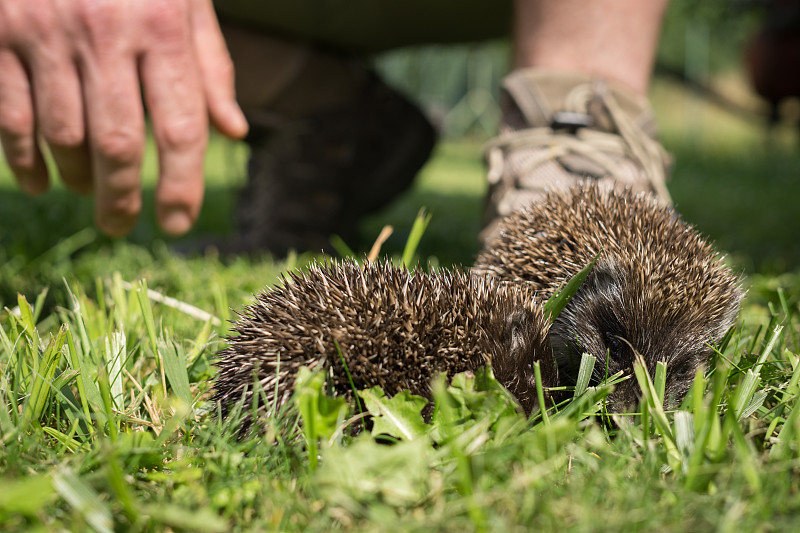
[161, 208, 193, 236]
[20, 179, 46, 196]
[228, 103, 249, 137]
[100, 215, 135, 237]
[17, 173, 48, 196]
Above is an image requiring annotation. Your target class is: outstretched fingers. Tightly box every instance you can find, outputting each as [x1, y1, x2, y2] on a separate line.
[0, 0, 239, 236]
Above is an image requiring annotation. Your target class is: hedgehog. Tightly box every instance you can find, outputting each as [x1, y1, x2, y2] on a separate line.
[473, 183, 744, 411]
[213, 259, 555, 431]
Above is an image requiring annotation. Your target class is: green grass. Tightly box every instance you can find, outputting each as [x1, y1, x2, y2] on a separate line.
[2, 77, 800, 531]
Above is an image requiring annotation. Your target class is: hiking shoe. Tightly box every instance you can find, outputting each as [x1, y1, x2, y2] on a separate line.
[481, 68, 672, 243]
[232, 68, 436, 256]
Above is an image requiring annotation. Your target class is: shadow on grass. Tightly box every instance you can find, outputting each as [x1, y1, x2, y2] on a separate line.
[0, 185, 238, 260]
[0, 185, 238, 306]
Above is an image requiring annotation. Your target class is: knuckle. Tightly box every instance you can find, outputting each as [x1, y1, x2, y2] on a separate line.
[106, 195, 140, 218]
[158, 177, 202, 207]
[24, 9, 56, 40]
[158, 116, 206, 152]
[142, 1, 189, 41]
[3, 146, 35, 172]
[0, 5, 55, 44]
[0, 107, 33, 136]
[94, 128, 142, 165]
[74, 0, 125, 48]
[42, 123, 84, 149]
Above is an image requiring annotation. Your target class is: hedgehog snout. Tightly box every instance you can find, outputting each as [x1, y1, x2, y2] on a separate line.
[553, 304, 714, 411]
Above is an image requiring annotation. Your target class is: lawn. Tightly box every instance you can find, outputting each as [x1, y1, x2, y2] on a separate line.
[1, 75, 800, 531]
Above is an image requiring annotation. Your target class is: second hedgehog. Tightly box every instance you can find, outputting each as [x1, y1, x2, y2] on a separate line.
[214, 260, 554, 429]
[474, 184, 745, 410]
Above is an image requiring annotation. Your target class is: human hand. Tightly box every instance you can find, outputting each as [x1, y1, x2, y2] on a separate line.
[0, 0, 248, 236]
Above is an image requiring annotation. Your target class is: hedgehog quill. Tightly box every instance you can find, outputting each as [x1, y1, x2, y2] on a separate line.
[474, 184, 744, 410]
[214, 260, 555, 430]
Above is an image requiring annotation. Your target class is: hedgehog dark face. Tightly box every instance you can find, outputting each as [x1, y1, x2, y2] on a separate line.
[549, 259, 742, 411]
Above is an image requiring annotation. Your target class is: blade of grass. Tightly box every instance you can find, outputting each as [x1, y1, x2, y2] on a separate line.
[731, 369, 761, 420]
[755, 325, 783, 370]
[105, 331, 126, 410]
[674, 411, 695, 472]
[654, 361, 667, 406]
[16, 294, 38, 345]
[329, 235, 357, 260]
[534, 361, 549, 424]
[64, 326, 98, 432]
[543, 253, 599, 322]
[335, 340, 363, 418]
[53, 468, 113, 533]
[367, 225, 394, 263]
[136, 280, 167, 397]
[0, 474, 55, 516]
[52, 468, 113, 533]
[573, 353, 596, 398]
[96, 364, 118, 442]
[102, 443, 139, 522]
[402, 208, 432, 268]
[42, 426, 85, 453]
[633, 352, 680, 469]
[31, 287, 49, 325]
[21, 326, 66, 429]
[158, 337, 192, 405]
[770, 390, 800, 460]
[725, 412, 761, 492]
[778, 288, 798, 353]
[186, 319, 214, 369]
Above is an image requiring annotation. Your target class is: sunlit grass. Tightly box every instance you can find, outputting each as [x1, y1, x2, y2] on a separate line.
[1, 76, 800, 531]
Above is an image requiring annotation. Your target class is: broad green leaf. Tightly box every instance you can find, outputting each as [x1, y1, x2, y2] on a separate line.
[317, 436, 430, 508]
[294, 367, 348, 470]
[142, 504, 229, 533]
[358, 387, 428, 440]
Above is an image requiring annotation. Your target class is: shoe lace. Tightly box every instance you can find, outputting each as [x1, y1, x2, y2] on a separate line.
[485, 80, 671, 203]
